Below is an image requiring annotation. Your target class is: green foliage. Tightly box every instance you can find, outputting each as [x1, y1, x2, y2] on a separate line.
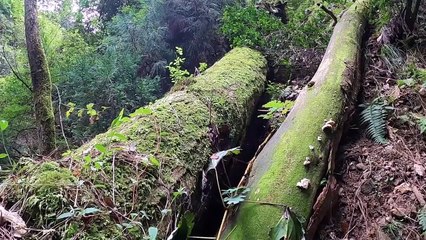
[383, 220, 403, 239]
[167, 47, 191, 83]
[198, 62, 208, 72]
[370, 0, 395, 29]
[57, 207, 102, 221]
[148, 227, 158, 240]
[171, 212, 195, 240]
[417, 117, 426, 135]
[360, 100, 393, 144]
[222, 187, 250, 206]
[221, 6, 284, 47]
[258, 100, 295, 120]
[398, 64, 426, 87]
[269, 207, 305, 240]
[0, 119, 11, 164]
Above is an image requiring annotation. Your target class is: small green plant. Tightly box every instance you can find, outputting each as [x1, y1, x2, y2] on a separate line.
[0, 119, 11, 164]
[65, 102, 100, 124]
[221, 6, 283, 48]
[166, 47, 191, 83]
[417, 116, 426, 135]
[198, 62, 208, 73]
[221, 187, 250, 206]
[266, 82, 286, 99]
[360, 100, 393, 144]
[269, 207, 305, 240]
[258, 100, 294, 120]
[57, 207, 102, 221]
[383, 220, 403, 239]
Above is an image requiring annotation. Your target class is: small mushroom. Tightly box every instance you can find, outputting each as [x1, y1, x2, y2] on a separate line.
[297, 178, 311, 190]
[309, 145, 315, 151]
[322, 119, 336, 135]
[303, 157, 311, 167]
[317, 136, 323, 142]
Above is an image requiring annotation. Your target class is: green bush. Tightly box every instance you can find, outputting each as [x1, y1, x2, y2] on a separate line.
[221, 6, 284, 48]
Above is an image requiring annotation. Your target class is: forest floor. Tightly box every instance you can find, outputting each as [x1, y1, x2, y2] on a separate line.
[319, 13, 426, 240]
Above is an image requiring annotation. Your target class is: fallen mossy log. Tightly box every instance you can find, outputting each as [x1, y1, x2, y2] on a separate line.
[0, 47, 267, 239]
[222, 1, 371, 239]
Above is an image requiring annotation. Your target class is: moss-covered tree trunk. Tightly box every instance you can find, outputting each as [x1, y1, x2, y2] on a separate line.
[25, 0, 56, 154]
[0, 48, 267, 239]
[222, 1, 372, 239]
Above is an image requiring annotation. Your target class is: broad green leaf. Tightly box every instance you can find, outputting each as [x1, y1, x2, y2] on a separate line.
[130, 107, 152, 117]
[110, 109, 125, 128]
[87, 109, 97, 117]
[222, 187, 250, 206]
[0, 153, 8, 159]
[263, 100, 286, 109]
[0, 120, 9, 131]
[57, 211, 75, 220]
[81, 207, 101, 216]
[173, 212, 195, 240]
[86, 103, 95, 110]
[94, 161, 104, 170]
[109, 132, 127, 141]
[207, 147, 241, 172]
[84, 155, 92, 164]
[149, 156, 160, 167]
[94, 144, 107, 154]
[77, 109, 85, 118]
[269, 207, 305, 240]
[148, 227, 158, 240]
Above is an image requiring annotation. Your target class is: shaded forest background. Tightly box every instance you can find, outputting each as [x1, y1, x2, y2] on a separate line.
[0, 0, 353, 156]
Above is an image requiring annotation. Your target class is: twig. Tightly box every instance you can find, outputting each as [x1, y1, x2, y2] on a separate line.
[1, 45, 32, 92]
[112, 153, 116, 205]
[317, 3, 338, 26]
[53, 84, 70, 151]
[188, 236, 216, 239]
[215, 169, 226, 209]
[243, 200, 286, 207]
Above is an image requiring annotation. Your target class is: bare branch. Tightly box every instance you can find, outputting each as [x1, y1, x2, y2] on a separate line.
[1, 45, 32, 92]
[317, 3, 338, 27]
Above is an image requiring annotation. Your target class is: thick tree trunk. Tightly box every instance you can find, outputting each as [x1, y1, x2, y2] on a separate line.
[0, 48, 267, 239]
[221, 1, 372, 239]
[25, 0, 56, 154]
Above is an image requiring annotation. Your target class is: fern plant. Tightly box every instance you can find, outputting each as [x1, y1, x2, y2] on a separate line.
[419, 207, 426, 235]
[360, 100, 393, 144]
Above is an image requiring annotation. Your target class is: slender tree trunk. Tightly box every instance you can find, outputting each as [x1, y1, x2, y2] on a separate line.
[24, 0, 56, 155]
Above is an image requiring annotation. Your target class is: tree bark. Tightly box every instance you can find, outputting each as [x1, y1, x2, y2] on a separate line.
[0, 48, 267, 239]
[221, 0, 372, 239]
[24, 0, 56, 155]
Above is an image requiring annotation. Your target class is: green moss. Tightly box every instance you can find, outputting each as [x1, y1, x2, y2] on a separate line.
[1, 48, 267, 239]
[190, 47, 266, 141]
[2, 162, 75, 227]
[225, 1, 371, 239]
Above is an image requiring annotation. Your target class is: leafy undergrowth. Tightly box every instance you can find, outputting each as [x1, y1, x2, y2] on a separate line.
[319, 5, 426, 239]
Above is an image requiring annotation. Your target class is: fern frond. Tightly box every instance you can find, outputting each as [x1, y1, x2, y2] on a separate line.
[360, 101, 390, 144]
[418, 207, 426, 233]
